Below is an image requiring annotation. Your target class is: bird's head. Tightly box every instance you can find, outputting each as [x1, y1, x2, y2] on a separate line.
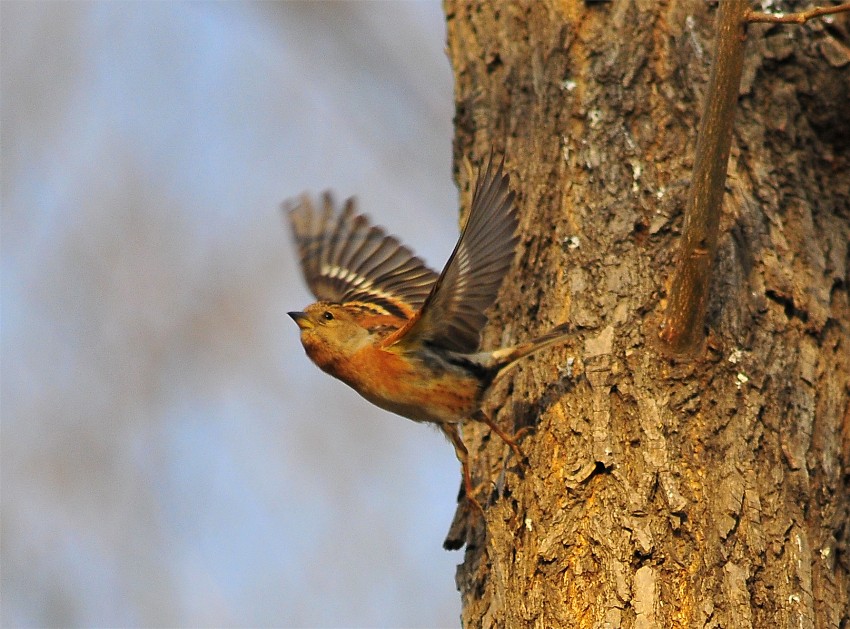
[288, 302, 373, 367]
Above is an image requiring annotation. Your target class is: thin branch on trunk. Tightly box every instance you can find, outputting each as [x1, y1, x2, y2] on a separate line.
[746, 2, 850, 24]
[659, 0, 749, 354]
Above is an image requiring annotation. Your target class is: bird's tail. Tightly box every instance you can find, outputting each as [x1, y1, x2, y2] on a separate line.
[486, 322, 572, 374]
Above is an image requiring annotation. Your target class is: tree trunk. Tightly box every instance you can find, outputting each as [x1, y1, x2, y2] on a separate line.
[443, 1, 850, 626]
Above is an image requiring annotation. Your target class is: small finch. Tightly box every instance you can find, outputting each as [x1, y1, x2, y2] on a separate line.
[285, 156, 570, 514]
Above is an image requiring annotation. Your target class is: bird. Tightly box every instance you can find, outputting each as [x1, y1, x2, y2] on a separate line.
[285, 155, 571, 516]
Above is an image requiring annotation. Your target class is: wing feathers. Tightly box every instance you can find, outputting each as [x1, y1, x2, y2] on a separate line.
[387, 155, 519, 352]
[287, 154, 518, 352]
[286, 194, 438, 317]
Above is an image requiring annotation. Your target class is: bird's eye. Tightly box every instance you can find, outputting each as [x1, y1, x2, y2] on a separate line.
[322, 311, 334, 321]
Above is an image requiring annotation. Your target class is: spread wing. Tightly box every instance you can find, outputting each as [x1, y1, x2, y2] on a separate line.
[286, 193, 438, 319]
[386, 155, 518, 352]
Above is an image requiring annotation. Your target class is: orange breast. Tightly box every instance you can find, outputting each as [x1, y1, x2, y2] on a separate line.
[332, 345, 482, 425]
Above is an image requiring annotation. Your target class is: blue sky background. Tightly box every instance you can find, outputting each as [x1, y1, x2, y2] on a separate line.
[2, 2, 467, 626]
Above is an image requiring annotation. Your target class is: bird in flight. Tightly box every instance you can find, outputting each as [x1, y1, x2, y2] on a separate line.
[286, 155, 570, 517]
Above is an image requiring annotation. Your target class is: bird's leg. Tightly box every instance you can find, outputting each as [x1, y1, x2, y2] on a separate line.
[473, 409, 528, 464]
[440, 423, 485, 519]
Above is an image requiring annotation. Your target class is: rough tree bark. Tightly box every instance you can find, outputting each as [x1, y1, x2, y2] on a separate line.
[443, 1, 850, 627]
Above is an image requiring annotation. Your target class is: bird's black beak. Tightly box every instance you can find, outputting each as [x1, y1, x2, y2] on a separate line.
[288, 311, 312, 330]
